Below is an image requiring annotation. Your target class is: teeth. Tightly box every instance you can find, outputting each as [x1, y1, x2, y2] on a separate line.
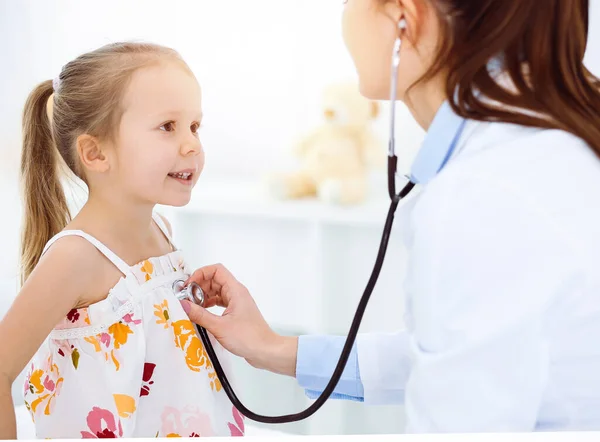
[170, 172, 191, 180]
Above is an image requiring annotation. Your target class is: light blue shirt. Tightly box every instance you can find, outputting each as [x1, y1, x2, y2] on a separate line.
[295, 101, 467, 402]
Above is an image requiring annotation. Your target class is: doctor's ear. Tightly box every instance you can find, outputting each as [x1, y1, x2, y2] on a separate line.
[387, 0, 426, 43]
[76, 134, 110, 174]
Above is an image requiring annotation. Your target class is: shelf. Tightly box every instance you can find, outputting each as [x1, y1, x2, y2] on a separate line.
[164, 176, 418, 227]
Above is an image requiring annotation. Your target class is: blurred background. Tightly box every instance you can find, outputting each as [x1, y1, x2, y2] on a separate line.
[1, 0, 600, 437]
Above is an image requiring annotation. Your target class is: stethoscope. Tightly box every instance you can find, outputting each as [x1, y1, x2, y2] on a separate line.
[173, 18, 415, 424]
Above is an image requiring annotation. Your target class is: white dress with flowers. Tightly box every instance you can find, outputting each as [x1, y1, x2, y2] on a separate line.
[23, 212, 245, 438]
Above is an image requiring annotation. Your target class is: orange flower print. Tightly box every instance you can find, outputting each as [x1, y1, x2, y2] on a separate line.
[154, 300, 171, 329]
[156, 300, 220, 388]
[83, 320, 134, 371]
[24, 358, 64, 418]
[140, 259, 154, 281]
[160, 405, 214, 437]
[113, 394, 137, 418]
[108, 322, 133, 349]
[208, 371, 222, 393]
[171, 320, 210, 373]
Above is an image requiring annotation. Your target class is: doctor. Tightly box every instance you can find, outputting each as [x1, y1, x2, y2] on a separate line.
[182, 0, 600, 433]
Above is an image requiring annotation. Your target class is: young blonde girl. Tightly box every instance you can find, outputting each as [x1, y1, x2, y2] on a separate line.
[0, 42, 244, 439]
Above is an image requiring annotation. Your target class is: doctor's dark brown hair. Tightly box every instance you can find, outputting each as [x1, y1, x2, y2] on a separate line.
[387, 0, 600, 153]
[19, 42, 189, 286]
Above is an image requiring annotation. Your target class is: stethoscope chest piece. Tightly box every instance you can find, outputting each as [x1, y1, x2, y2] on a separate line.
[173, 279, 205, 307]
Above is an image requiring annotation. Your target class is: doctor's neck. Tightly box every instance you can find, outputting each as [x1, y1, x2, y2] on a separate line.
[402, 74, 447, 131]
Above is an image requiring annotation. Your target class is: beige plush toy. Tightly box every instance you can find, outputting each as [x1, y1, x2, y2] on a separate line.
[268, 82, 384, 205]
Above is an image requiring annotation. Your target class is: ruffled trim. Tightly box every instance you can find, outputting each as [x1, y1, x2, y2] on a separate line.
[54, 251, 188, 332]
[130, 251, 187, 284]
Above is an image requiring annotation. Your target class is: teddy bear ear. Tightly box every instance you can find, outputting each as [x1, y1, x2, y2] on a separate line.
[370, 101, 380, 119]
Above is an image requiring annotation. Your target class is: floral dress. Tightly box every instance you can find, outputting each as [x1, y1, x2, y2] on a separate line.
[23, 213, 245, 438]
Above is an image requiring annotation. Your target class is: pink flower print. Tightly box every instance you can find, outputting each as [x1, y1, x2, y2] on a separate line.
[100, 333, 111, 348]
[160, 405, 214, 438]
[140, 363, 156, 397]
[81, 407, 124, 438]
[26, 359, 64, 417]
[227, 406, 245, 437]
[122, 313, 142, 326]
[23, 364, 33, 395]
[42, 376, 55, 392]
[42, 372, 62, 398]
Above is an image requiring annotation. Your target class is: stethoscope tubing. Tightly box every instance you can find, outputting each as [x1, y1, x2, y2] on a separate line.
[175, 177, 415, 424]
[174, 19, 411, 424]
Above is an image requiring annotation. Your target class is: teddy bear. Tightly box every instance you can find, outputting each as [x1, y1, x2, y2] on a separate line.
[267, 82, 385, 205]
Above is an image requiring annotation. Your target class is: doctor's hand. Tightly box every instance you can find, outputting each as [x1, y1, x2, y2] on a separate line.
[182, 264, 299, 377]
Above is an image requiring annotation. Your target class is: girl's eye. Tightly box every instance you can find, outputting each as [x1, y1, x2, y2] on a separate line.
[191, 122, 201, 135]
[160, 121, 176, 132]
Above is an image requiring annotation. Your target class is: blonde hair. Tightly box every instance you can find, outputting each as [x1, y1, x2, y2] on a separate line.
[20, 42, 188, 286]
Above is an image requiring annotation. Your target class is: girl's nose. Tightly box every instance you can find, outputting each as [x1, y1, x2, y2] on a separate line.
[181, 138, 202, 156]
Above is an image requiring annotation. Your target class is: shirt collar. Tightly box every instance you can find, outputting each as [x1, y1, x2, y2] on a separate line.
[409, 100, 467, 185]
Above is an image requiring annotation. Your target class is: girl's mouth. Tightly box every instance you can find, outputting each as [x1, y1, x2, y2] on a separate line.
[168, 172, 192, 180]
[168, 169, 194, 184]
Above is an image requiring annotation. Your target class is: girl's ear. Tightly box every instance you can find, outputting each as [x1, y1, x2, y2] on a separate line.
[76, 134, 110, 174]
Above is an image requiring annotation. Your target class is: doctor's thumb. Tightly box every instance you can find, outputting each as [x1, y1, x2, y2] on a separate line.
[180, 300, 221, 333]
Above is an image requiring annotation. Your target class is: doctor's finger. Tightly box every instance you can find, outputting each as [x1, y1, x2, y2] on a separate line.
[185, 268, 221, 295]
[180, 300, 222, 334]
[186, 263, 237, 293]
[200, 292, 226, 309]
[187, 265, 245, 307]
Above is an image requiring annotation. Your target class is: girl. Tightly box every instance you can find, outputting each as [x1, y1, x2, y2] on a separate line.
[0, 42, 245, 439]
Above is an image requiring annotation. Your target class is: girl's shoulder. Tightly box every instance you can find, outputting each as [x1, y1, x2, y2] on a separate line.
[36, 232, 125, 308]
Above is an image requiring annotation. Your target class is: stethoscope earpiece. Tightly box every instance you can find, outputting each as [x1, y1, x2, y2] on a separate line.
[398, 18, 407, 32]
[173, 279, 205, 307]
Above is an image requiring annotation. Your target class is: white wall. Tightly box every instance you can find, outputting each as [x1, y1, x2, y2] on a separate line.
[0, 0, 424, 280]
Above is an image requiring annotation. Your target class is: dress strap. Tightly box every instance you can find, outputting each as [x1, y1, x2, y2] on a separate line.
[41, 230, 131, 276]
[152, 211, 176, 250]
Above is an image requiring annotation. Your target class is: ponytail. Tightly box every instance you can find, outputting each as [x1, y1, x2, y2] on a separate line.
[19, 80, 71, 286]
